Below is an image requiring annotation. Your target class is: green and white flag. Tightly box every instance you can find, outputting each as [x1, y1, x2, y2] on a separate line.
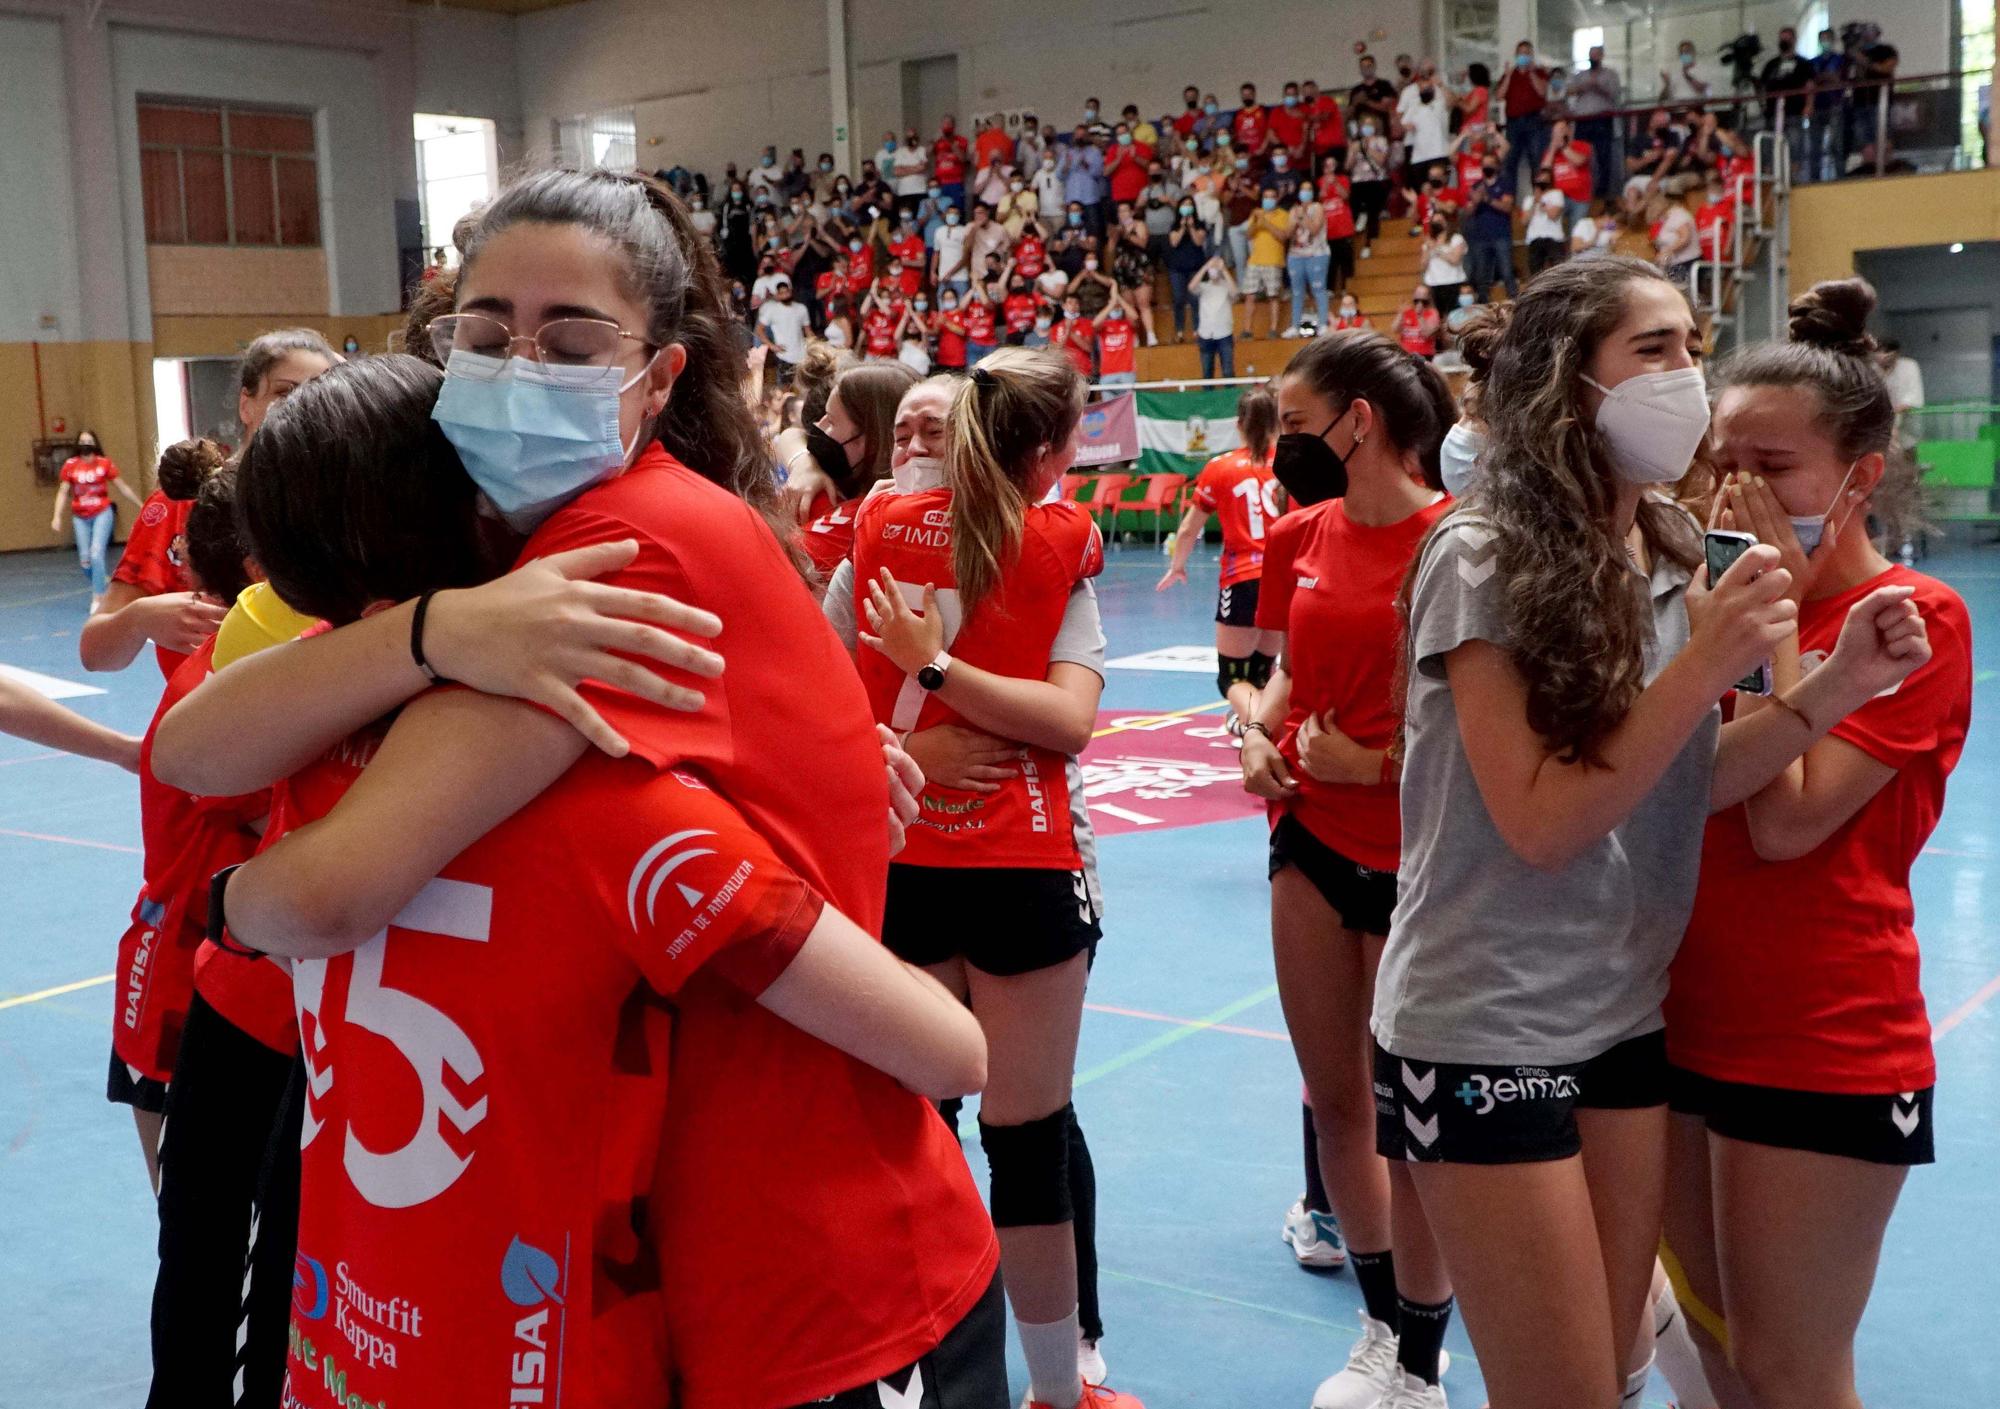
[1135, 387, 1247, 476]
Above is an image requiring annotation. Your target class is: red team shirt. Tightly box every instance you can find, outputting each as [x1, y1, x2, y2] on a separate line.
[889, 234, 926, 295]
[862, 308, 899, 357]
[1096, 315, 1136, 375]
[1257, 496, 1454, 871]
[1233, 104, 1269, 152]
[112, 637, 267, 1083]
[964, 298, 997, 347]
[1014, 236, 1045, 278]
[60, 454, 118, 518]
[1398, 308, 1438, 356]
[1003, 292, 1039, 336]
[1548, 140, 1594, 202]
[281, 745, 826, 1409]
[801, 494, 865, 578]
[850, 488, 1104, 871]
[114, 490, 200, 678]
[518, 447, 997, 1406]
[1695, 196, 1736, 260]
[1322, 188, 1356, 238]
[1267, 104, 1306, 154]
[1191, 447, 1281, 588]
[1667, 567, 1973, 1094]
[1053, 316, 1096, 377]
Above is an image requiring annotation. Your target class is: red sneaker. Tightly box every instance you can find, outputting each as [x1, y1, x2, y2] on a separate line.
[1026, 1386, 1148, 1409]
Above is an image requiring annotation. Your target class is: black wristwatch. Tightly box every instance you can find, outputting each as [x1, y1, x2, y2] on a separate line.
[916, 651, 953, 691]
[207, 864, 262, 958]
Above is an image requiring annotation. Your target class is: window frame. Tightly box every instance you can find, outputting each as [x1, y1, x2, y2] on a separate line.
[138, 100, 321, 249]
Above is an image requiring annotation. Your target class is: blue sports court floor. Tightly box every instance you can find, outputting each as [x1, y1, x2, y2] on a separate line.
[1, 539, 1995, 1407]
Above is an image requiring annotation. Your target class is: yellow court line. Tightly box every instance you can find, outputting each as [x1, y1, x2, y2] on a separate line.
[0, 973, 114, 1012]
[1090, 700, 1228, 740]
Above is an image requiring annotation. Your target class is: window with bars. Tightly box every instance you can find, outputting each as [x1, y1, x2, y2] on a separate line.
[138, 102, 321, 247]
[554, 108, 638, 173]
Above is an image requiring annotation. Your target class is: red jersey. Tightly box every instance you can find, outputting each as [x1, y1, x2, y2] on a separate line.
[61, 454, 118, 518]
[1233, 104, 1269, 152]
[1331, 312, 1371, 331]
[1695, 198, 1736, 259]
[1322, 189, 1356, 238]
[1257, 496, 1453, 870]
[1003, 292, 1039, 335]
[1096, 316, 1136, 375]
[816, 269, 846, 303]
[932, 134, 969, 184]
[112, 638, 267, 1083]
[1191, 447, 1281, 588]
[1397, 308, 1437, 356]
[1054, 316, 1096, 377]
[801, 493, 864, 578]
[974, 126, 1013, 172]
[862, 308, 899, 357]
[933, 308, 968, 367]
[1014, 236, 1045, 278]
[890, 234, 926, 295]
[1548, 140, 1594, 202]
[964, 299, 997, 346]
[523, 449, 993, 1405]
[845, 245, 875, 287]
[282, 747, 825, 1409]
[850, 489, 1103, 869]
[1302, 96, 1345, 151]
[114, 491, 194, 595]
[1454, 149, 1486, 191]
[1667, 567, 1972, 1094]
[1105, 143, 1152, 204]
[1268, 105, 1306, 153]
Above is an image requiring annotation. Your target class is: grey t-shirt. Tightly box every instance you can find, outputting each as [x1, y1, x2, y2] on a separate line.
[1372, 510, 1718, 1066]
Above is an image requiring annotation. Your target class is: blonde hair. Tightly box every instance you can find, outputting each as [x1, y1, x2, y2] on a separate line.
[943, 348, 1086, 611]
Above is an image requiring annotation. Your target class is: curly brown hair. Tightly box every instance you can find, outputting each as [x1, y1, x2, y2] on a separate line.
[1408, 255, 1703, 767]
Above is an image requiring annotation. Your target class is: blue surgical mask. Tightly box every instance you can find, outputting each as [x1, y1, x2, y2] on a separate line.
[1204, 102, 1218, 115]
[1261, 196, 1278, 210]
[1068, 210, 1083, 226]
[1439, 420, 1486, 497]
[1283, 95, 1298, 108]
[1790, 462, 1860, 554]
[1515, 53, 1531, 68]
[432, 352, 656, 532]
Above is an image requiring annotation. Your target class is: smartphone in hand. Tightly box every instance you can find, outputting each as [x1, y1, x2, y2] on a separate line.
[1704, 528, 1771, 695]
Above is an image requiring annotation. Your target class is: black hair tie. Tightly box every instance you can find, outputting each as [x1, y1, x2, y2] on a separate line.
[970, 366, 999, 389]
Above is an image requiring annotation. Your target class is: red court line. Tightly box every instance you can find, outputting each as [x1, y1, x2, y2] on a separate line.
[1084, 1000, 1289, 1042]
[0, 827, 140, 854]
[1935, 970, 2000, 1038]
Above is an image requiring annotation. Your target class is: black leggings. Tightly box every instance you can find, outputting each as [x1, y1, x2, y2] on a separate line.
[1349, 181, 1389, 244]
[148, 995, 303, 1409]
[940, 1100, 1104, 1343]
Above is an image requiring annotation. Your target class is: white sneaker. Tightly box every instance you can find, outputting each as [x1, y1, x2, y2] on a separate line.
[1282, 1198, 1348, 1269]
[1312, 1314, 1400, 1409]
[1079, 1333, 1108, 1386]
[1280, 325, 1302, 339]
[1359, 247, 1373, 259]
[1380, 1369, 1449, 1409]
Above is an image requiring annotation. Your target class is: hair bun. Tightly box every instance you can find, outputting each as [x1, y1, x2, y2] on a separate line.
[1453, 302, 1513, 381]
[1788, 277, 1879, 358]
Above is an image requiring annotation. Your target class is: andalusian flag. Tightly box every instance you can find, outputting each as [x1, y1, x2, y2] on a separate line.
[1135, 387, 1248, 475]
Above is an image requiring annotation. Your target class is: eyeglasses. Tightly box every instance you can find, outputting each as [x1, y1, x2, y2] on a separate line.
[429, 313, 658, 381]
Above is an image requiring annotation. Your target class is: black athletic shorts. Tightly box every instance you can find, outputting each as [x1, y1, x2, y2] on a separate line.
[781, 1271, 1008, 1408]
[107, 1051, 169, 1114]
[1669, 1065, 1936, 1166]
[1216, 575, 1261, 626]
[883, 862, 1101, 977]
[1374, 1029, 1670, 1165]
[1268, 814, 1398, 937]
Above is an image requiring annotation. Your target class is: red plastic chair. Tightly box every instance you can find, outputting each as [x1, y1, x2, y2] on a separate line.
[1059, 472, 1089, 502]
[1073, 473, 1131, 532]
[1108, 473, 1188, 544]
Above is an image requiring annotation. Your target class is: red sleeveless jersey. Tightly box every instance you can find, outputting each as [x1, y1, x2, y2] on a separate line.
[850, 488, 1103, 869]
[1191, 447, 1282, 588]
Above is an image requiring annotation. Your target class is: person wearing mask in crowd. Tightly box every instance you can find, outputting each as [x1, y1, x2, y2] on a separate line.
[720, 180, 758, 287]
[975, 113, 1015, 176]
[964, 279, 1003, 368]
[1370, 255, 1926, 1409]
[1108, 200, 1160, 346]
[973, 153, 1012, 214]
[1267, 144, 1303, 205]
[1648, 191, 1699, 288]
[1851, 36, 1902, 166]
[893, 129, 931, 216]
[1331, 290, 1371, 332]
[1094, 289, 1140, 389]
[1050, 295, 1098, 380]
[1661, 38, 1712, 105]
[52, 430, 145, 611]
[1457, 62, 1493, 133]
[1267, 81, 1308, 162]
[1244, 330, 1464, 1409]
[1159, 384, 1282, 731]
[1300, 79, 1345, 169]
[1061, 129, 1107, 232]
[1570, 45, 1624, 199]
[1541, 117, 1596, 227]
[1164, 196, 1211, 342]
[1222, 152, 1261, 281]
[1070, 247, 1116, 319]
[1810, 29, 1850, 182]
[1189, 256, 1239, 377]
[1665, 277, 1964, 1409]
[687, 186, 718, 241]
[1760, 27, 1816, 181]
[1141, 162, 1182, 241]
[1394, 287, 1441, 359]
[1232, 81, 1270, 157]
[1398, 62, 1455, 186]
[1568, 206, 1616, 257]
[1317, 156, 1358, 291]
[1456, 154, 1512, 302]
[1104, 124, 1153, 222]
[1244, 187, 1292, 339]
[932, 115, 971, 211]
[1346, 114, 1394, 261]
[796, 360, 921, 580]
[1016, 113, 1048, 174]
[933, 201, 973, 298]
[1501, 40, 1552, 190]
[1284, 186, 1332, 338]
[1171, 85, 1202, 142]
[1350, 55, 1398, 145]
[1034, 146, 1068, 222]
[874, 130, 901, 190]
[1420, 215, 1469, 319]
[753, 276, 812, 376]
[779, 149, 810, 202]
[1626, 107, 1694, 202]
[968, 200, 1012, 279]
[1002, 271, 1040, 348]
[1000, 166, 1040, 237]
[1080, 97, 1113, 145]
[1693, 171, 1737, 276]
[747, 144, 784, 201]
[1524, 172, 1570, 276]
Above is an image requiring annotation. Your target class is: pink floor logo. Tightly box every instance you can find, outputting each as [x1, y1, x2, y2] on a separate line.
[1079, 708, 1270, 836]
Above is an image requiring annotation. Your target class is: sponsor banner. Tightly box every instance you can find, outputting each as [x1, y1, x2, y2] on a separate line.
[1074, 392, 1138, 468]
[1080, 708, 1267, 836]
[1135, 387, 1247, 476]
[1105, 644, 1220, 674]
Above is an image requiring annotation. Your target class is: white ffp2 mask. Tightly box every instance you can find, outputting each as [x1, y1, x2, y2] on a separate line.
[1582, 367, 1710, 485]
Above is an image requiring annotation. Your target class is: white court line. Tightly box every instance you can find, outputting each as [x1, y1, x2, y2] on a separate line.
[0, 663, 105, 700]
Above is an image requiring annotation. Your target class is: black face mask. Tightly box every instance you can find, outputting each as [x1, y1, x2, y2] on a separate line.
[806, 424, 865, 495]
[1272, 415, 1351, 507]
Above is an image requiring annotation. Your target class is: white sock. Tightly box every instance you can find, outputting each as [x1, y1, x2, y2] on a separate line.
[1621, 1357, 1652, 1405]
[1653, 1278, 1719, 1409]
[1018, 1307, 1084, 1408]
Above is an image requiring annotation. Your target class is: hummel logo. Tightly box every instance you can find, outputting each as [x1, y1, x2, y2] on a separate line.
[1458, 525, 1496, 551]
[1892, 1093, 1921, 1138]
[1457, 556, 1497, 588]
[1404, 1109, 1440, 1147]
[1401, 1062, 1436, 1102]
[876, 1366, 925, 1408]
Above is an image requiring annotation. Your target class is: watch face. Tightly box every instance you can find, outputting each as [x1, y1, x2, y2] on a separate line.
[918, 665, 945, 690]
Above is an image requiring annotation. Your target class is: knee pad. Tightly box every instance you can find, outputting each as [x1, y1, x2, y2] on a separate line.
[978, 1104, 1074, 1227]
[1247, 651, 1275, 690]
[1216, 652, 1256, 701]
